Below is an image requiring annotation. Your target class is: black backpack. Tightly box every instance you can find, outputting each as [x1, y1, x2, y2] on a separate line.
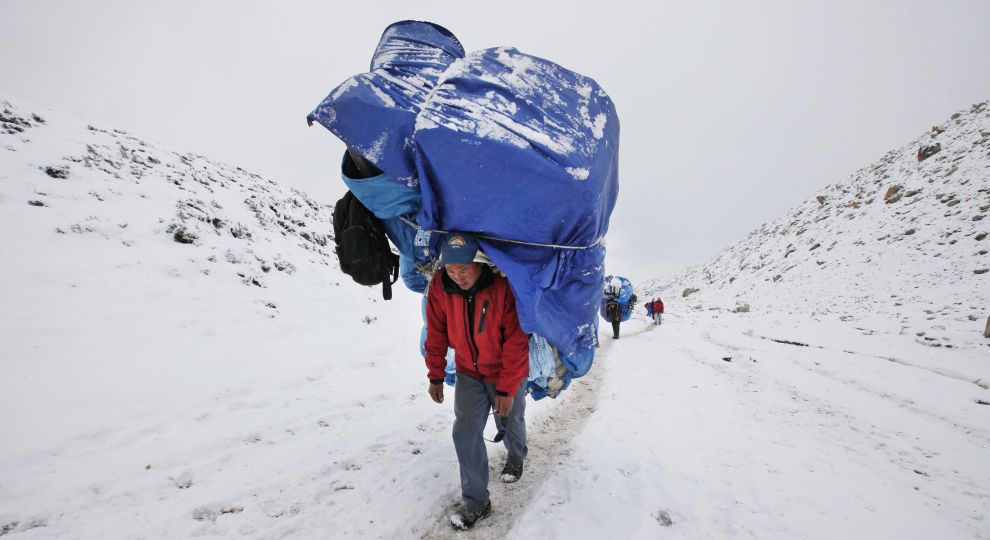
[332, 191, 399, 300]
[605, 300, 620, 321]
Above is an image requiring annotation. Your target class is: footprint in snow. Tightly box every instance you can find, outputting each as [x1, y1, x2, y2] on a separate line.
[654, 509, 674, 526]
[192, 505, 243, 522]
[172, 472, 193, 489]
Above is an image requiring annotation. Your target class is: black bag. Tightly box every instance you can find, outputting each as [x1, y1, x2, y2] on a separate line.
[332, 191, 399, 300]
[605, 300, 621, 321]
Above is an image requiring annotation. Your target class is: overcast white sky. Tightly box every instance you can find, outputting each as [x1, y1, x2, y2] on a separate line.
[2, 0, 988, 284]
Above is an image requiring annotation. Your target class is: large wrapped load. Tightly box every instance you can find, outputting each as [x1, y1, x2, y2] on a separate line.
[600, 275, 635, 322]
[308, 21, 620, 397]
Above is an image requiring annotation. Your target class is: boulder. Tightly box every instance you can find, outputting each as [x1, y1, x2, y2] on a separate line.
[884, 185, 903, 204]
[917, 143, 941, 161]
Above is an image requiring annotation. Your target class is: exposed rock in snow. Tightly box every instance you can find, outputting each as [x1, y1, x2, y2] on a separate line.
[884, 185, 903, 203]
[917, 142, 941, 161]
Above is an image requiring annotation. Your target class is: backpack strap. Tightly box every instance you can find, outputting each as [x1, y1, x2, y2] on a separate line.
[382, 256, 399, 300]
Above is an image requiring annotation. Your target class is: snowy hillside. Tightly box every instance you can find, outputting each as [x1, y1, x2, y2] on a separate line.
[0, 95, 381, 458]
[0, 96, 455, 536]
[642, 100, 990, 351]
[2, 96, 988, 539]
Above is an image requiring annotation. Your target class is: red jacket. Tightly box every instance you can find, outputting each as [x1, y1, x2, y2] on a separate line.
[425, 267, 529, 395]
[653, 299, 664, 313]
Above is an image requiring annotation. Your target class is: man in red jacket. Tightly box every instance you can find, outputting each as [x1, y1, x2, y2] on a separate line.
[652, 297, 665, 325]
[425, 232, 529, 531]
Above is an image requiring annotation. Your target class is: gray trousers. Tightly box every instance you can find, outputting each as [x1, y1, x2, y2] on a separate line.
[452, 373, 528, 512]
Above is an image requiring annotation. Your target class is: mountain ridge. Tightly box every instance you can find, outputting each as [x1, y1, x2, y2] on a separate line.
[639, 99, 990, 350]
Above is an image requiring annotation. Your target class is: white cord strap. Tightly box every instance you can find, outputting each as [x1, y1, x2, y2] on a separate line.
[397, 216, 603, 250]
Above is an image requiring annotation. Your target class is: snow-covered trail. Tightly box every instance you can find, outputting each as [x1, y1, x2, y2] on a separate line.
[2, 312, 987, 538]
[417, 329, 622, 539]
[0, 305, 608, 539]
[0, 346, 463, 538]
[507, 314, 990, 539]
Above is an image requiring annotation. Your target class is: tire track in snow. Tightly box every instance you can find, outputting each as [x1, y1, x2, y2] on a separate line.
[701, 328, 990, 446]
[692, 325, 990, 536]
[744, 330, 990, 390]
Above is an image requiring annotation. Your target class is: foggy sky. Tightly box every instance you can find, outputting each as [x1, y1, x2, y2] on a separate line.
[2, 0, 988, 285]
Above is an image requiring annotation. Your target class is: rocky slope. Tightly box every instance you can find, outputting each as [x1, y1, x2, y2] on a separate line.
[0, 95, 418, 467]
[1, 95, 344, 317]
[640, 99, 990, 350]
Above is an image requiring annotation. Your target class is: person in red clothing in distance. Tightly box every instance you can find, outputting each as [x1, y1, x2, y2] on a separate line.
[424, 232, 529, 531]
[652, 297, 665, 325]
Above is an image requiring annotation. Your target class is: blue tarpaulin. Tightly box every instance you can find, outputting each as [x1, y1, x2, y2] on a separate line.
[308, 21, 465, 186]
[600, 275, 635, 322]
[308, 21, 619, 395]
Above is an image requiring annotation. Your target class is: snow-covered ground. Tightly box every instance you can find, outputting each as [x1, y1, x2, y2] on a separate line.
[515, 313, 990, 539]
[1, 97, 988, 539]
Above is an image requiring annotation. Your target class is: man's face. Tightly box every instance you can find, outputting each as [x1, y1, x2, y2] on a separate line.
[445, 262, 482, 291]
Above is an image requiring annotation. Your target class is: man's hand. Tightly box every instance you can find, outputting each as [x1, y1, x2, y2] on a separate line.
[494, 394, 514, 417]
[429, 382, 444, 404]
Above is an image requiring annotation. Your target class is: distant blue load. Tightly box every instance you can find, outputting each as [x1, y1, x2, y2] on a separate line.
[600, 275, 635, 322]
[308, 21, 620, 397]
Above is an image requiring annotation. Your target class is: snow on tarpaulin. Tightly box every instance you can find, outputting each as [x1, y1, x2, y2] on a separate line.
[414, 46, 620, 366]
[306, 21, 465, 186]
[600, 275, 634, 322]
[307, 21, 620, 396]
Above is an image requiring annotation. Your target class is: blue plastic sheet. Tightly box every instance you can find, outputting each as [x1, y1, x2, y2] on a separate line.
[600, 275, 635, 322]
[308, 21, 619, 395]
[414, 45, 619, 362]
[308, 21, 464, 186]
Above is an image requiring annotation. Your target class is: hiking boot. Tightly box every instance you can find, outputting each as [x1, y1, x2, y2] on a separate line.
[450, 500, 492, 531]
[500, 460, 524, 483]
